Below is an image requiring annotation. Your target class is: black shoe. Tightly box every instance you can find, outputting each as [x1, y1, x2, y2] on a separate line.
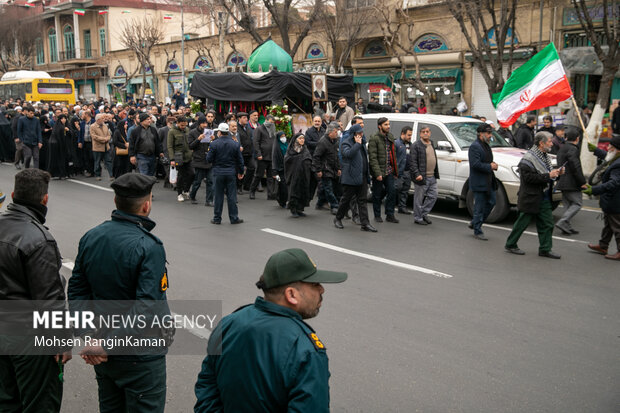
[569, 229, 579, 234]
[297, 211, 307, 217]
[210, 219, 221, 225]
[237, 189, 243, 195]
[555, 223, 571, 235]
[468, 222, 473, 229]
[423, 216, 432, 224]
[249, 192, 255, 199]
[414, 220, 428, 226]
[539, 251, 561, 259]
[231, 219, 244, 224]
[190, 198, 198, 204]
[375, 216, 383, 223]
[398, 208, 413, 215]
[291, 210, 300, 218]
[14, 163, 21, 170]
[352, 216, 361, 225]
[205, 202, 214, 207]
[330, 208, 338, 215]
[505, 246, 525, 255]
[473, 233, 488, 241]
[386, 215, 399, 223]
[361, 224, 378, 232]
[334, 218, 344, 229]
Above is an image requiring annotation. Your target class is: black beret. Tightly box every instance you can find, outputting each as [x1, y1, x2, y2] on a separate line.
[111, 173, 156, 198]
[237, 112, 248, 118]
[139, 113, 150, 122]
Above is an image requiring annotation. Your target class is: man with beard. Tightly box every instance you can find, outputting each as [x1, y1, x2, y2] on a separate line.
[305, 115, 325, 201]
[129, 113, 164, 177]
[250, 115, 276, 200]
[505, 132, 565, 258]
[332, 97, 354, 128]
[584, 136, 620, 260]
[312, 123, 341, 214]
[194, 248, 347, 412]
[237, 112, 254, 193]
[368, 117, 399, 224]
[468, 123, 498, 240]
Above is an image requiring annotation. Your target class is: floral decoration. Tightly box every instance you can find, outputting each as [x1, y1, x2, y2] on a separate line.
[268, 101, 292, 136]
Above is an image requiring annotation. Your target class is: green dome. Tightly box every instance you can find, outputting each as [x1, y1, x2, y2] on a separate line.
[248, 40, 293, 73]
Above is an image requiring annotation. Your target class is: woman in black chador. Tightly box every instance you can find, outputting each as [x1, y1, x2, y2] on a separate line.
[284, 132, 312, 218]
[112, 119, 132, 178]
[47, 114, 69, 179]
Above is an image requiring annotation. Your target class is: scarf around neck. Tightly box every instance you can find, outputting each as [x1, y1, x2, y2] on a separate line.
[522, 145, 552, 175]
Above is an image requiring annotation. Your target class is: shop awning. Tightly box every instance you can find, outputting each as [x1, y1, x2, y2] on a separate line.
[129, 77, 153, 85]
[353, 74, 392, 86]
[394, 68, 462, 92]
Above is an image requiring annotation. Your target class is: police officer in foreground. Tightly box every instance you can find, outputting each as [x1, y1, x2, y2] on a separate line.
[68, 173, 169, 412]
[0, 169, 72, 412]
[194, 248, 347, 412]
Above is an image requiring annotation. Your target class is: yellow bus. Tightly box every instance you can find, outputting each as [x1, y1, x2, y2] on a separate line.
[0, 71, 76, 105]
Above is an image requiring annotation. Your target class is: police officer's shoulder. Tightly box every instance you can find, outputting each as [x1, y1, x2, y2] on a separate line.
[290, 317, 327, 353]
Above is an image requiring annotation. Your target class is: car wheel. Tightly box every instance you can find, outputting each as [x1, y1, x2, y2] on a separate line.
[466, 183, 510, 224]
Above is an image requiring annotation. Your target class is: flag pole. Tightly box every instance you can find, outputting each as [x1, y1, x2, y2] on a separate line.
[570, 95, 592, 144]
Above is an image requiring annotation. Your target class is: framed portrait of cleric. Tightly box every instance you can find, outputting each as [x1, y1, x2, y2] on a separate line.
[292, 114, 312, 135]
[311, 74, 327, 102]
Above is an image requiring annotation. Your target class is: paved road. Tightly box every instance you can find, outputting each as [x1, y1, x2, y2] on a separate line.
[1, 164, 619, 412]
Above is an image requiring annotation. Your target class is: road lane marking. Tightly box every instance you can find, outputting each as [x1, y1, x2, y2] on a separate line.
[428, 214, 588, 244]
[60, 260, 211, 341]
[261, 228, 454, 279]
[67, 179, 114, 192]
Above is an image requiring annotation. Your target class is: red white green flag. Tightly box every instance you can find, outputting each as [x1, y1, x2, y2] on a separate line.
[24, 3, 35, 7]
[98, 10, 108, 15]
[74, 9, 85, 15]
[163, 14, 173, 20]
[492, 43, 572, 127]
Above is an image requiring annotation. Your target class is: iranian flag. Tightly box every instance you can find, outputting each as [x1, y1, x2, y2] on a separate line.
[493, 43, 572, 128]
[74, 8, 85, 15]
[98, 10, 108, 15]
[163, 14, 173, 20]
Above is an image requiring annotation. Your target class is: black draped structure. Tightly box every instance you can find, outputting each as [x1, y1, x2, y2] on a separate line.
[189, 72, 354, 103]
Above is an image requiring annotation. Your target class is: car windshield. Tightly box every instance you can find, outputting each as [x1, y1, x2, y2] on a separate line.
[446, 122, 511, 149]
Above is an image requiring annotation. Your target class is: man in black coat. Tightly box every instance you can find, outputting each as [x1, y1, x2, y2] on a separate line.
[555, 130, 586, 234]
[0, 169, 72, 412]
[312, 122, 341, 214]
[514, 115, 536, 149]
[249, 115, 276, 200]
[505, 132, 565, 258]
[188, 117, 214, 205]
[237, 112, 254, 193]
[585, 135, 620, 260]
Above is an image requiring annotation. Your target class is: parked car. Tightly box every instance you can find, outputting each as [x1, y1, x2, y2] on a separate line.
[356, 114, 559, 223]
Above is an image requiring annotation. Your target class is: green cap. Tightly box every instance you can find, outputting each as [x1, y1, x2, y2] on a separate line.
[259, 248, 348, 289]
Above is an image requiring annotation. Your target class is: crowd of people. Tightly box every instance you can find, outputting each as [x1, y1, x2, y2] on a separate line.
[0, 95, 619, 259]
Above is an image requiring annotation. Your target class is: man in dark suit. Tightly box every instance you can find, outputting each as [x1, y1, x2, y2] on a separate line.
[468, 123, 498, 240]
[555, 129, 586, 234]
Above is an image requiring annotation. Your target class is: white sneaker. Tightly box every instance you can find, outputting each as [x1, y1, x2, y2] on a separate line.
[177, 194, 184, 202]
[182, 191, 190, 200]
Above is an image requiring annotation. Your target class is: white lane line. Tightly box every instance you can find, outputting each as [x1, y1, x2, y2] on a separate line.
[428, 214, 588, 244]
[67, 179, 114, 192]
[261, 228, 454, 279]
[581, 206, 602, 213]
[60, 260, 210, 341]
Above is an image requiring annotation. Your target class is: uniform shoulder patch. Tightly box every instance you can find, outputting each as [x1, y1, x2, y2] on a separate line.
[160, 272, 168, 292]
[307, 332, 326, 351]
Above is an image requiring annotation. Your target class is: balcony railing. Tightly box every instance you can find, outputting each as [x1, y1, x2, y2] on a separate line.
[58, 49, 95, 61]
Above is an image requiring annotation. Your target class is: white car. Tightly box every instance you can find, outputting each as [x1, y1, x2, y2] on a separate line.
[357, 113, 559, 223]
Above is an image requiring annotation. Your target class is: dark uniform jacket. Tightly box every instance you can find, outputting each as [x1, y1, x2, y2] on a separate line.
[68, 210, 169, 360]
[194, 297, 330, 413]
[206, 134, 244, 176]
[592, 156, 620, 214]
[410, 139, 439, 186]
[0, 202, 69, 344]
[312, 135, 340, 178]
[556, 142, 585, 191]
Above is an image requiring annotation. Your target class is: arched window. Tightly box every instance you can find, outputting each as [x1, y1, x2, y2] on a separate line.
[227, 52, 246, 66]
[363, 40, 386, 57]
[48, 28, 58, 63]
[484, 27, 519, 47]
[35, 38, 45, 65]
[194, 56, 210, 70]
[63, 25, 75, 59]
[306, 43, 325, 59]
[166, 59, 181, 72]
[114, 66, 126, 77]
[413, 34, 449, 53]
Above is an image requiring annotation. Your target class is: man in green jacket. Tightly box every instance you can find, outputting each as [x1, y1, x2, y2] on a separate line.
[168, 116, 194, 202]
[194, 248, 347, 412]
[367, 117, 399, 223]
[68, 173, 170, 413]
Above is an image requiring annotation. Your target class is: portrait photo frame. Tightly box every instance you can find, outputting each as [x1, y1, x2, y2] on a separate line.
[311, 74, 328, 102]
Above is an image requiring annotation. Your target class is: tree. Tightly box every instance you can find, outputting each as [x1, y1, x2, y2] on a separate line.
[570, 0, 619, 174]
[374, 0, 430, 109]
[0, 5, 38, 74]
[447, 0, 519, 96]
[109, 60, 140, 103]
[119, 17, 165, 102]
[319, 1, 374, 69]
[213, 0, 323, 57]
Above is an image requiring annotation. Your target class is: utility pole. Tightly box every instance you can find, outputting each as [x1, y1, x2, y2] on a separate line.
[181, 0, 186, 96]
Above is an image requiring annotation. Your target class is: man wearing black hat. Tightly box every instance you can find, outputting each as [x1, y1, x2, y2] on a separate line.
[237, 112, 254, 194]
[584, 135, 620, 260]
[468, 123, 499, 240]
[129, 113, 164, 177]
[68, 172, 170, 412]
[195, 248, 347, 412]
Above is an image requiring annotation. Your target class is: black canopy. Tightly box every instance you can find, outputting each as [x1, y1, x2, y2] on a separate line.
[189, 71, 354, 103]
